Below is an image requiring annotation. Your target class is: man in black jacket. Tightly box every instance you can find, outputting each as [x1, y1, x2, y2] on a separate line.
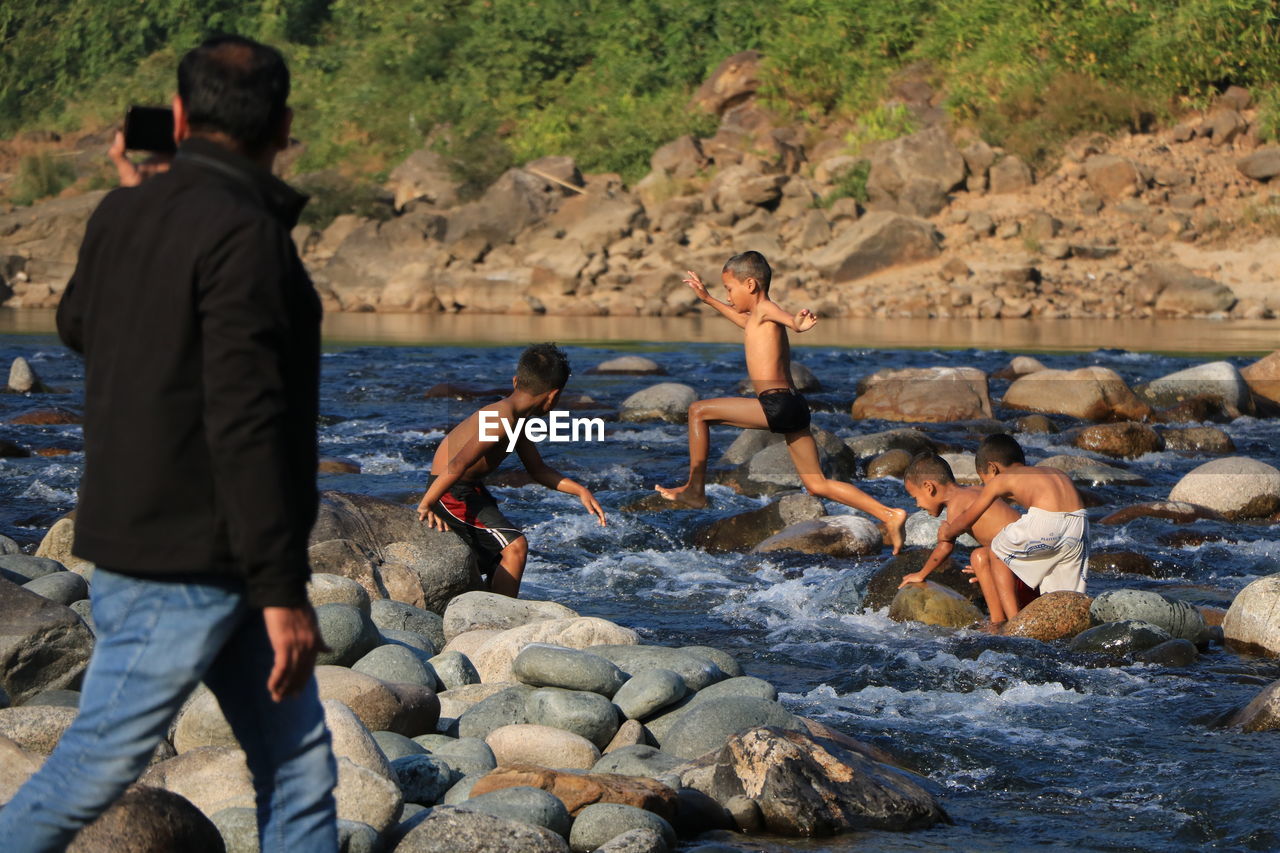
[0, 36, 338, 851]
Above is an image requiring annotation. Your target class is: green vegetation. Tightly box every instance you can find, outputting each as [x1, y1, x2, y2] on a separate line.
[10, 153, 77, 205]
[4, 0, 1280, 195]
[820, 160, 871, 209]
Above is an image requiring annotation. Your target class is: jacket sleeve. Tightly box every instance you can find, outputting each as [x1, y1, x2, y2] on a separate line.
[197, 218, 312, 608]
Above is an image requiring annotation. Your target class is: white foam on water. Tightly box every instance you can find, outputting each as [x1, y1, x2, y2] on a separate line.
[347, 451, 418, 475]
[610, 426, 685, 445]
[20, 480, 77, 503]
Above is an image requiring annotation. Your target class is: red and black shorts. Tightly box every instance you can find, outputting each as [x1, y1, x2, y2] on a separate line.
[427, 475, 524, 579]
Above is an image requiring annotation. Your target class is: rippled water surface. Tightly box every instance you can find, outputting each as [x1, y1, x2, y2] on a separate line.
[2, 329, 1278, 852]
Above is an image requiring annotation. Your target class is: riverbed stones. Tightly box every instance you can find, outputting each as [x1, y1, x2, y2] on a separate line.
[353, 643, 437, 689]
[22, 570, 87, 606]
[613, 669, 688, 721]
[307, 573, 371, 615]
[1002, 367, 1150, 421]
[1001, 591, 1093, 641]
[374, 731, 427, 761]
[690, 726, 947, 835]
[1223, 574, 1280, 657]
[1134, 638, 1199, 667]
[603, 719, 646, 752]
[844, 428, 936, 459]
[1242, 350, 1280, 409]
[735, 429, 858, 494]
[1087, 551, 1163, 578]
[903, 510, 980, 550]
[393, 753, 461, 804]
[1160, 426, 1235, 455]
[852, 366, 992, 423]
[691, 494, 825, 552]
[0, 734, 41, 803]
[470, 617, 639, 684]
[487, 723, 601, 769]
[681, 646, 742, 678]
[0, 704, 78, 754]
[68, 785, 224, 853]
[324, 699, 396, 782]
[592, 744, 686, 778]
[455, 684, 535, 739]
[513, 644, 627, 696]
[426, 737, 497, 778]
[587, 645, 726, 692]
[859, 549, 982, 611]
[394, 805, 569, 853]
[889, 582, 984, 629]
[752, 515, 882, 558]
[866, 448, 913, 479]
[1089, 589, 1210, 644]
[443, 592, 577, 642]
[1099, 501, 1226, 526]
[527, 687, 621, 748]
[470, 764, 679, 818]
[461, 785, 574, 839]
[427, 651, 480, 690]
[1168, 457, 1280, 519]
[1069, 620, 1172, 656]
[315, 666, 417, 733]
[1037, 454, 1147, 486]
[1227, 679, 1280, 731]
[1070, 422, 1164, 458]
[570, 803, 676, 853]
[619, 384, 697, 424]
[1140, 361, 1251, 412]
[315, 603, 382, 667]
[372, 599, 445, 652]
[591, 827, 668, 853]
[588, 356, 666, 376]
[0, 578, 94, 704]
[0, 554, 63, 584]
[662, 696, 802, 759]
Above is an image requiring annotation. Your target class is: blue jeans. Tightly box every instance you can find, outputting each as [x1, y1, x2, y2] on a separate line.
[0, 569, 338, 852]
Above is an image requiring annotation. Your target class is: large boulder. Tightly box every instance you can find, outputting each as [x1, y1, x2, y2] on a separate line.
[469, 764, 679, 818]
[687, 726, 947, 835]
[67, 785, 225, 853]
[1084, 155, 1145, 199]
[888, 582, 984, 629]
[526, 687, 621, 749]
[1037, 455, 1147, 487]
[661, 696, 802, 759]
[692, 50, 762, 116]
[1070, 422, 1164, 459]
[0, 733, 42, 803]
[1154, 272, 1236, 316]
[445, 168, 559, 247]
[852, 367, 992, 423]
[1242, 350, 1280, 409]
[395, 804, 568, 853]
[1167, 457, 1280, 520]
[1098, 501, 1225, 526]
[751, 516, 882, 558]
[1140, 361, 1251, 413]
[387, 149, 461, 210]
[513, 645, 626, 697]
[845, 428, 937, 460]
[1223, 574, 1280, 657]
[618, 384, 697, 424]
[568, 803, 675, 853]
[460, 785, 573, 839]
[1160, 427, 1236, 455]
[1001, 591, 1093, 641]
[865, 126, 967, 217]
[809, 212, 941, 283]
[0, 578, 94, 704]
[469, 618, 639, 684]
[1069, 621, 1172, 656]
[444, 593, 577, 642]
[734, 429, 859, 495]
[587, 646, 725, 693]
[692, 494, 825, 552]
[858, 550, 983, 612]
[486, 723, 601, 770]
[1089, 590, 1209, 644]
[1226, 679, 1280, 731]
[1002, 367, 1151, 421]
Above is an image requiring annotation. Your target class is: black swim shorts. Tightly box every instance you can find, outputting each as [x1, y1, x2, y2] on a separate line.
[759, 388, 811, 434]
[427, 475, 524, 579]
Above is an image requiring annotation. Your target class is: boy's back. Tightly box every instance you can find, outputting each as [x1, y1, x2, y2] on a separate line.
[945, 487, 1020, 546]
[993, 463, 1084, 514]
[430, 400, 518, 482]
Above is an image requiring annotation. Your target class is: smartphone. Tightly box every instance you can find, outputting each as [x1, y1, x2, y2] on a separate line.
[123, 105, 176, 153]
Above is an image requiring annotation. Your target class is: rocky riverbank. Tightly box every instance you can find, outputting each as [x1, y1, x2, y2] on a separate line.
[5, 56, 1280, 321]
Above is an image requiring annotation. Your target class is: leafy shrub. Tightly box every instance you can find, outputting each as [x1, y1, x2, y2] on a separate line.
[820, 159, 871, 208]
[293, 170, 394, 229]
[10, 152, 77, 206]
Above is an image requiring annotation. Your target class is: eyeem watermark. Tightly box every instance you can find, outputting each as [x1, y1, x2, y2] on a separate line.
[479, 410, 606, 452]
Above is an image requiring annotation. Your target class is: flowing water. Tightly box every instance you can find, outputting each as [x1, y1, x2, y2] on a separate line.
[1, 318, 1278, 851]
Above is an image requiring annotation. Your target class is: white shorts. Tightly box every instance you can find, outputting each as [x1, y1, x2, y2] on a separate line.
[991, 508, 1089, 594]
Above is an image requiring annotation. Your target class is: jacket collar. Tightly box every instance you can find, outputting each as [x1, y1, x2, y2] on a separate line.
[175, 137, 309, 227]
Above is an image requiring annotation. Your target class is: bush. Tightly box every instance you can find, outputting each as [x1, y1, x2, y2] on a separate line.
[820, 160, 870, 208]
[293, 171, 394, 229]
[9, 152, 77, 206]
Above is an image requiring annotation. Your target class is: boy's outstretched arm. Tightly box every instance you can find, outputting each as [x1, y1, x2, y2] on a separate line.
[417, 430, 490, 529]
[939, 478, 1005, 541]
[760, 300, 818, 332]
[685, 270, 748, 329]
[516, 437, 607, 526]
[899, 539, 955, 587]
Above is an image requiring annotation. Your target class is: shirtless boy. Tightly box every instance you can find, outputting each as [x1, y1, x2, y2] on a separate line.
[939, 434, 1089, 611]
[417, 344, 606, 597]
[897, 453, 1033, 626]
[655, 251, 907, 553]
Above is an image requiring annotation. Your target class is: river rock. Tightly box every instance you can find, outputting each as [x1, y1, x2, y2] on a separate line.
[1153, 270, 1236, 316]
[691, 494, 825, 552]
[513, 644, 626, 696]
[34, 517, 94, 576]
[569, 803, 676, 853]
[1226, 679, 1280, 731]
[426, 737, 497, 778]
[619, 384, 697, 424]
[428, 651, 480, 690]
[1161, 426, 1235, 455]
[381, 628, 436, 657]
[307, 573, 372, 615]
[22, 570, 88, 606]
[315, 603, 382, 667]
[470, 617, 639, 684]
[734, 429, 859, 495]
[1087, 551, 1164, 578]
[395, 804, 568, 853]
[810, 211, 941, 281]
[1037, 454, 1147, 486]
[374, 730, 427, 761]
[1015, 414, 1058, 434]
[865, 126, 966, 217]
[903, 510, 980, 549]
[172, 686, 235, 753]
[1099, 501, 1226, 526]
[0, 733, 41, 802]
[661, 696, 802, 759]
[1070, 422, 1164, 459]
[1223, 574, 1280, 656]
[1168, 457, 1280, 519]
[486, 723, 601, 769]
[470, 764, 679, 818]
[393, 753, 461, 805]
[1134, 638, 1199, 667]
[527, 687, 621, 748]
[0, 554, 64, 584]
[852, 366, 992, 422]
[681, 646, 742, 678]
[587, 645, 725, 692]
[1001, 591, 1093, 641]
[858, 549, 982, 612]
[866, 449, 913, 479]
[593, 744, 686, 778]
[315, 666, 416, 733]
[1140, 361, 1251, 412]
[889, 582, 984, 629]
[1090, 590, 1209, 644]
[603, 719, 646, 752]
[1069, 620, 1172, 656]
[591, 827, 668, 853]
[845, 428, 937, 459]
[372, 599, 445, 652]
[353, 644, 437, 689]
[0, 704, 78, 755]
[7, 356, 45, 394]
[1002, 367, 1150, 421]
[752, 515, 882, 558]
[941, 453, 981, 485]
[0, 578, 94, 704]
[689, 726, 947, 835]
[459, 785, 573, 839]
[443, 592, 578, 642]
[455, 684, 536, 739]
[66, 785, 224, 853]
[1242, 350, 1280, 409]
[612, 669, 688, 721]
[324, 699, 397, 783]
[308, 539, 384, 602]
[588, 356, 666, 376]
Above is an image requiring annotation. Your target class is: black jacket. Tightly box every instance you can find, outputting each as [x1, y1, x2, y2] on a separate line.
[57, 137, 321, 608]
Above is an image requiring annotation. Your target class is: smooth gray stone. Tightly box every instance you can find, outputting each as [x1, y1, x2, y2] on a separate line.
[428, 650, 480, 690]
[442, 773, 487, 805]
[1070, 620, 1173, 656]
[569, 803, 676, 853]
[373, 730, 428, 761]
[427, 737, 496, 778]
[588, 645, 726, 691]
[371, 599, 446, 653]
[680, 646, 742, 678]
[592, 827, 668, 853]
[513, 644, 627, 697]
[315, 603, 381, 667]
[23, 571, 88, 606]
[338, 819, 384, 853]
[392, 754, 462, 805]
[379, 628, 436, 657]
[460, 785, 573, 839]
[70, 599, 94, 633]
[24, 688, 80, 709]
[0, 535, 22, 556]
[591, 744, 685, 778]
[413, 734, 457, 752]
[527, 687, 620, 749]
[661, 696, 803, 759]
[1135, 638, 1199, 667]
[456, 685, 535, 740]
[353, 644, 437, 689]
[694, 676, 777, 703]
[0, 554, 63, 583]
[612, 669, 687, 721]
[211, 806, 258, 853]
[1089, 589, 1210, 645]
[395, 805, 568, 853]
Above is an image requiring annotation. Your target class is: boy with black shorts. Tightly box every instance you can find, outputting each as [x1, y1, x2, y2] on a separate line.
[417, 344, 606, 597]
[656, 251, 906, 552]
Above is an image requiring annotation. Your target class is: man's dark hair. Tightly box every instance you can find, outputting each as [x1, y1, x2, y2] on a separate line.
[515, 343, 571, 394]
[723, 251, 772, 294]
[905, 452, 956, 486]
[178, 35, 290, 154]
[976, 434, 1027, 470]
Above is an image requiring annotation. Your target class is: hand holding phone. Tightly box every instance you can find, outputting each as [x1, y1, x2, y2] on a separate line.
[123, 106, 176, 153]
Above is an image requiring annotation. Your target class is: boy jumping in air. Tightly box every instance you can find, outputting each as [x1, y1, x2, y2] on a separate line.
[418, 344, 606, 597]
[656, 251, 906, 553]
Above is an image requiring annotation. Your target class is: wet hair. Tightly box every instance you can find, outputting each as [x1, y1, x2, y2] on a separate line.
[723, 251, 772, 294]
[976, 434, 1027, 471]
[178, 35, 290, 154]
[904, 452, 956, 486]
[515, 343, 571, 394]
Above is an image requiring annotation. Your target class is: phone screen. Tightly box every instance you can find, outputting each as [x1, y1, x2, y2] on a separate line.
[124, 106, 176, 153]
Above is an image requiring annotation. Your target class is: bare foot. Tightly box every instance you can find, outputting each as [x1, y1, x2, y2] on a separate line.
[883, 507, 908, 555]
[654, 483, 708, 509]
[977, 620, 1006, 635]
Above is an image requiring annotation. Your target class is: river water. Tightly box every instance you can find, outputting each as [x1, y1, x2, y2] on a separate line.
[1, 315, 1278, 851]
